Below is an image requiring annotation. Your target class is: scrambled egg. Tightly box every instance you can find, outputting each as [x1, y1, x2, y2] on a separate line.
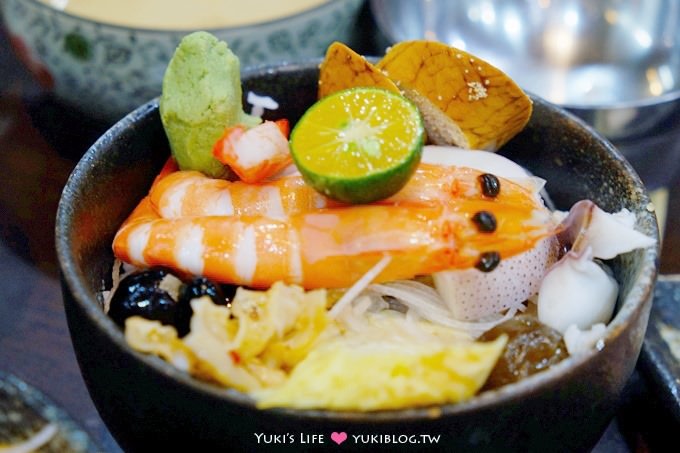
[125, 282, 506, 410]
[255, 312, 506, 410]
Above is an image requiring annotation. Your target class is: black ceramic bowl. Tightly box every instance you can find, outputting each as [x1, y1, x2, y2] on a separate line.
[56, 61, 659, 452]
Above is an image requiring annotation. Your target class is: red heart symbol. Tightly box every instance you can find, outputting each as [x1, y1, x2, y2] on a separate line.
[331, 432, 347, 445]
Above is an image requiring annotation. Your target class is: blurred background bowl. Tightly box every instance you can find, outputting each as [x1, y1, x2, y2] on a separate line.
[0, 0, 364, 123]
[56, 60, 658, 453]
[370, 0, 680, 142]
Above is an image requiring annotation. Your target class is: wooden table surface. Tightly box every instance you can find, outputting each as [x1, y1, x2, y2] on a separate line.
[1, 16, 679, 453]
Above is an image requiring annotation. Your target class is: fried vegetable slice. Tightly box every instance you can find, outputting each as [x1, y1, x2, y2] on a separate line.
[318, 41, 400, 98]
[377, 40, 532, 151]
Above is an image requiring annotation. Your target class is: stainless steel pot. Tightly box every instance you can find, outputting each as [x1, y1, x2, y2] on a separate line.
[370, 0, 680, 140]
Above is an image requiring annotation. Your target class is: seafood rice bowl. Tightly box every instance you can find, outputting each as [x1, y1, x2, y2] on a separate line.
[56, 34, 659, 452]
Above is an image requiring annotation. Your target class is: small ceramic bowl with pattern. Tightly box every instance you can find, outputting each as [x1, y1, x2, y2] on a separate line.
[1, 0, 365, 123]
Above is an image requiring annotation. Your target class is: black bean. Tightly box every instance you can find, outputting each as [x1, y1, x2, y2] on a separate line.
[179, 277, 228, 306]
[472, 211, 497, 232]
[219, 284, 238, 304]
[108, 268, 190, 335]
[479, 173, 501, 198]
[475, 251, 501, 272]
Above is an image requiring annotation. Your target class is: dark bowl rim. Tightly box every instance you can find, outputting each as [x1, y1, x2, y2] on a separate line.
[55, 59, 660, 422]
[15, 0, 363, 34]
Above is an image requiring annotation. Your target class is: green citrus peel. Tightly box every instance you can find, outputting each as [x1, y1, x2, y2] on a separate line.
[290, 87, 425, 204]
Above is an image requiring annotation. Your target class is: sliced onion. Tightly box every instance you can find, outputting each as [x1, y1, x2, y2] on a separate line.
[329, 255, 391, 318]
[367, 280, 519, 337]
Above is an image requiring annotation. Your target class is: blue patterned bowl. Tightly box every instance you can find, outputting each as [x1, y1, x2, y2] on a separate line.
[1, 0, 365, 123]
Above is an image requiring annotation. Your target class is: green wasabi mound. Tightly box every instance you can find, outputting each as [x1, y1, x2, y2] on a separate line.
[160, 31, 260, 178]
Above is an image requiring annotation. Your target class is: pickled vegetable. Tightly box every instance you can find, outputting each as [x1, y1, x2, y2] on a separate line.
[318, 41, 399, 99]
[480, 314, 567, 390]
[377, 40, 533, 150]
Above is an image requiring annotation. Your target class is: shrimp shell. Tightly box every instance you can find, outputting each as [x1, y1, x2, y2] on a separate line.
[113, 194, 554, 289]
[149, 163, 542, 219]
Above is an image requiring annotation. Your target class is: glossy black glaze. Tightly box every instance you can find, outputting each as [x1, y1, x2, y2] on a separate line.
[56, 61, 659, 452]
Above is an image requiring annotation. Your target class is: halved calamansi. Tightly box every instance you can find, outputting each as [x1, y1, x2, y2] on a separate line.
[290, 87, 424, 204]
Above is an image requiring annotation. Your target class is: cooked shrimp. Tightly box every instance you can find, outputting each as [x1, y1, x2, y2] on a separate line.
[149, 163, 543, 219]
[113, 193, 555, 289]
[212, 120, 292, 183]
[150, 169, 335, 219]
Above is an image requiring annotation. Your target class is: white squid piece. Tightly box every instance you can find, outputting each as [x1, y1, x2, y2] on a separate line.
[537, 200, 655, 352]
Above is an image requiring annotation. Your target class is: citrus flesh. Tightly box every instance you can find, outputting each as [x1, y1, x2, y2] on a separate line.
[290, 87, 425, 204]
